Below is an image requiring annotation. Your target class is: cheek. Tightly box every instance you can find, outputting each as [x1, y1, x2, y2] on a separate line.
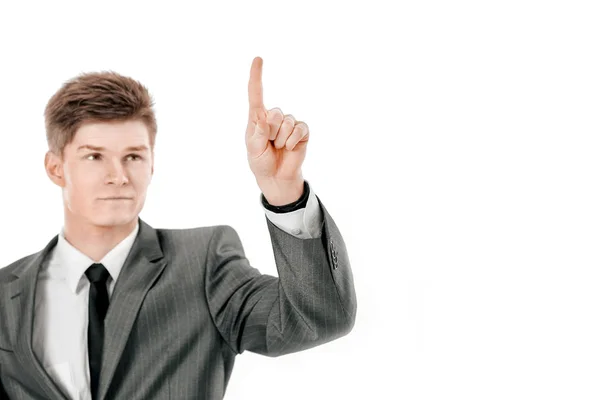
[66, 170, 99, 205]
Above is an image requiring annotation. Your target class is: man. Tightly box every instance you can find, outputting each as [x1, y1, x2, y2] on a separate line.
[0, 57, 357, 400]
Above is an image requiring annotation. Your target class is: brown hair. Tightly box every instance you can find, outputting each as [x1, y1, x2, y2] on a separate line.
[44, 71, 157, 160]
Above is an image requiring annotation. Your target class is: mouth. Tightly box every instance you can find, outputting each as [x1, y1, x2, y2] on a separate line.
[101, 197, 133, 200]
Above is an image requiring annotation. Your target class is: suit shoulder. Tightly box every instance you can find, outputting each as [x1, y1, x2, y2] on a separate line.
[155, 224, 236, 236]
[152, 224, 222, 234]
[154, 224, 239, 245]
[0, 253, 37, 279]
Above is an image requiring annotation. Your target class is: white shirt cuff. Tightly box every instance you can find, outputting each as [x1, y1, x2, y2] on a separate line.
[263, 181, 324, 239]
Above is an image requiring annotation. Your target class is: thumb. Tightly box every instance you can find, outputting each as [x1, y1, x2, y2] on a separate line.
[246, 118, 269, 158]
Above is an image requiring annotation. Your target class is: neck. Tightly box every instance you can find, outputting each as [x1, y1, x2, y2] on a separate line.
[62, 215, 138, 262]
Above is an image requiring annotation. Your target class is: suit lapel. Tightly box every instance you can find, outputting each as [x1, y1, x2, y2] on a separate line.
[7, 235, 69, 400]
[97, 217, 168, 400]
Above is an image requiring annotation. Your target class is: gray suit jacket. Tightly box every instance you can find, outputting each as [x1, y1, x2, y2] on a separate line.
[0, 196, 357, 399]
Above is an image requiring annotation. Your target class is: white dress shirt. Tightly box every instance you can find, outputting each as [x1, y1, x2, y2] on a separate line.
[32, 182, 323, 399]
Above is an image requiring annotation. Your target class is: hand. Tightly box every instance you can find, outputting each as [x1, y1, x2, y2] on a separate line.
[245, 57, 309, 206]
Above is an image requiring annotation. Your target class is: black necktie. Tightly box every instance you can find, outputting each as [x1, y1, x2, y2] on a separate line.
[85, 263, 110, 400]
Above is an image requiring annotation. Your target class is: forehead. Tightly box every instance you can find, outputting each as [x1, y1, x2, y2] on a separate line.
[73, 120, 150, 150]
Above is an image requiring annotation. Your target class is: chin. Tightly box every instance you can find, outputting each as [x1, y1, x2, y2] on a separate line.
[90, 213, 138, 228]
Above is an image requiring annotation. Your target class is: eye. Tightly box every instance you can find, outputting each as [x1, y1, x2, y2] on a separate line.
[85, 153, 142, 161]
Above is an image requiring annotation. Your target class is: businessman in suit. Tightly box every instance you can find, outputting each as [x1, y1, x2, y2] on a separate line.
[0, 56, 357, 400]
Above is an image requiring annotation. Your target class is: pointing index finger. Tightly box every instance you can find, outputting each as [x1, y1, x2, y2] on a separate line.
[248, 56, 265, 116]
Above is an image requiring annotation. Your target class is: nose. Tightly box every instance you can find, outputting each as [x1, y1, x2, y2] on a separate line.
[105, 160, 130, 186]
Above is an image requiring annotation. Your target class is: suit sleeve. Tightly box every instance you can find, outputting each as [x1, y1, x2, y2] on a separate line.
[204, 196, 357, 357]
[0, 370, 9, 399]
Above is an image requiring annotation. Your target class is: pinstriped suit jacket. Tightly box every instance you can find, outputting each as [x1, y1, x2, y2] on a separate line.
[0, 196, 357, 399]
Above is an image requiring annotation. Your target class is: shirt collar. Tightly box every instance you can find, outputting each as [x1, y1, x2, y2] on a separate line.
[54, 221, 140, 294]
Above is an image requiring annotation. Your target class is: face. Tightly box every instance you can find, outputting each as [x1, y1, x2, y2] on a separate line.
[45, 119, 154, 230]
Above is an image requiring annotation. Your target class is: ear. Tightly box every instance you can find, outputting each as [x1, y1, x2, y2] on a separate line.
[150, 151, 154, 177]
[45, 151, 66, 188]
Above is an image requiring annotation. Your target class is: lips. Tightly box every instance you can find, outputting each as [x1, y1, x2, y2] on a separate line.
[102, 197, 133, 200]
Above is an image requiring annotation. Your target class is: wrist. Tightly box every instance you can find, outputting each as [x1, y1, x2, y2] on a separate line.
[259, 176, 305, 206]
[261, 180, 309, 212]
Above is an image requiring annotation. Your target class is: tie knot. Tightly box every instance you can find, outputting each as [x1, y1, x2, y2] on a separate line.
[85, 263, 110, 284]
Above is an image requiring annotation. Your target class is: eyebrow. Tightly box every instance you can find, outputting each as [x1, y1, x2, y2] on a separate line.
[77, 145, 150, 152]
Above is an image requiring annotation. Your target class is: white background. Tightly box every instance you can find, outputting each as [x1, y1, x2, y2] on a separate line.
[0, 1, 599, 399]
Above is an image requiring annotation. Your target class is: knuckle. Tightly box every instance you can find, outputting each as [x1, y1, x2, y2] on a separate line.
[267, 108, 283, 116]
[267, 109, 284, 124]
